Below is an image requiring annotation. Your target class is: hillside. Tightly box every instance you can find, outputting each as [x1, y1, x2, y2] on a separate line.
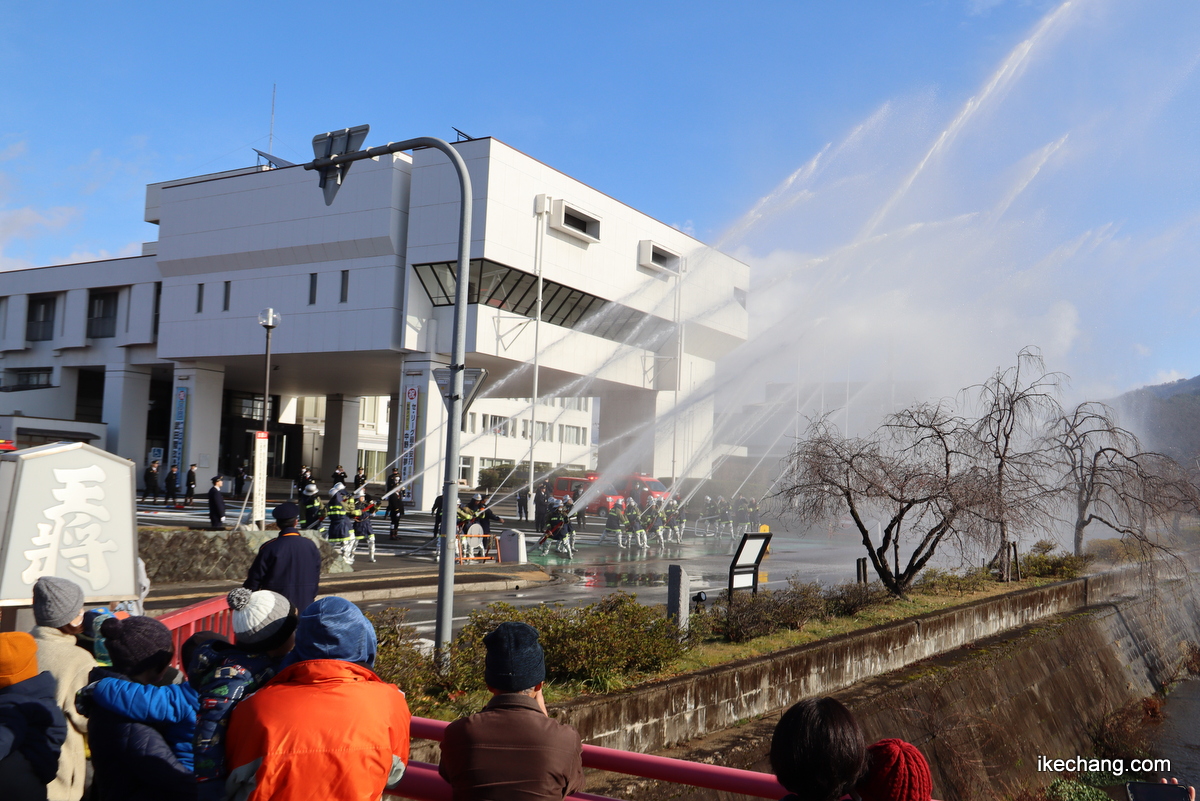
[1111, 376, 1200, 464]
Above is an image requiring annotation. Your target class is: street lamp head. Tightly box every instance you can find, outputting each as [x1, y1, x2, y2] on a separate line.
[258, 308, 281, 329]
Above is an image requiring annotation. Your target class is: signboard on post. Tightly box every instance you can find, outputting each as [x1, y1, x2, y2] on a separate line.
[728, 532, 772, 598]
[0, 442, 139, 608]
[252, 430, 268, 528]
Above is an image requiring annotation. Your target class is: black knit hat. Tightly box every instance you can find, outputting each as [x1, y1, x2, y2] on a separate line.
[100, 616, 174, 677]
[483, 621, 545, 692]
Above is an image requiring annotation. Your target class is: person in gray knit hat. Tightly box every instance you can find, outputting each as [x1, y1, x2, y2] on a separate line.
[226, 588, 297, 652]
[30, 576, 94, 801]
[439, 622, 584, 801]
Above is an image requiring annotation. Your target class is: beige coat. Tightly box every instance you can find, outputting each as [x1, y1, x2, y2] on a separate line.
[32, 624, 97, 801]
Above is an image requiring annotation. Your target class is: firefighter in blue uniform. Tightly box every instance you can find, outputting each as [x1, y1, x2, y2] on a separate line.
[326, 482, 355, 564]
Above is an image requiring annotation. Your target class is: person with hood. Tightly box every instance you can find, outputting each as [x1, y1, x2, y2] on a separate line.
[77, 616, 195, 801]
[439, 622, 583, 801]
[224, 597, 411, 801]
[244, 502, 322, 611]
[30, 577, 95, 801]
[0, 631, 67, 801]
[190, 589, 297, 801]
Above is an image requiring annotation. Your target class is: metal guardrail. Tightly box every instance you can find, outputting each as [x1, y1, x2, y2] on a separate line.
[160, 597, 787, 801]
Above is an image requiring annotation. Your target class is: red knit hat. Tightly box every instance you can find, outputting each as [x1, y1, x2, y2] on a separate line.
[858, 739, 932, 801]
[0, 632, 39, 689]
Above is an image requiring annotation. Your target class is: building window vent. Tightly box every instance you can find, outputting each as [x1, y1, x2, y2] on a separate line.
[308, 273, 318, 305]
[223, 281, 231, 312]
[340, 270, 349, 303]
[549, 199, 601, 244]
[196, 283, 205, 314]
[637, 241, 681, 275]
[87, 290, 118, 338]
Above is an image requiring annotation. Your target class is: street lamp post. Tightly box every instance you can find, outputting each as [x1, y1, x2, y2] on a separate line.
[254, 308, 280, 529]
[305, 133, 472, 660]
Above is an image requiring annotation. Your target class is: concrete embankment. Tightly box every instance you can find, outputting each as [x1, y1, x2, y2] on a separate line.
[559, 565, 1200, 801]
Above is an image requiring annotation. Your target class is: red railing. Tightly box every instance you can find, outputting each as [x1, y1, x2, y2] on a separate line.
[159, 597, 786, 801]
[405, 716, 786, 800]
[156, 595, 235, 669]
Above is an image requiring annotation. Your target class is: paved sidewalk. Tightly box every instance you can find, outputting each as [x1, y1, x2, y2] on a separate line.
[145, 559, 554, 614]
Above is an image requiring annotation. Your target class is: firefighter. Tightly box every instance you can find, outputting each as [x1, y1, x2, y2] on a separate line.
[539, 498, 574, 557]
[600, 500, 626, 547]
[353, 486, 378, 562]
[747, 496, 761, 530]
[571, 485, 585, 528]
[385, 468, 405, 539]
[301, 483, 325, 529]
[644, 497, 665, 547]
[702, 496, 717, 536]
[664, 497, 682, 543]
[735, 496, 749, 532]
[624, 497, 647, 549]
[326, 482, 355, 564]
[455, 499, 477, 537]
[717, 496, 734, 538]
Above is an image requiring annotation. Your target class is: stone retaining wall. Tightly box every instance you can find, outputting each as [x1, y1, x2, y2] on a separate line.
[138, 527, 350, 583]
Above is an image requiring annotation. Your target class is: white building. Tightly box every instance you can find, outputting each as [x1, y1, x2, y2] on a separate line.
[0, 135, 747, 508]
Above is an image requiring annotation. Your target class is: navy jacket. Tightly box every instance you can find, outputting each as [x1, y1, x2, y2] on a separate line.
[244, 528, 322, 611]
[0, 671, 66, 786]
[81, 667, 196, 801]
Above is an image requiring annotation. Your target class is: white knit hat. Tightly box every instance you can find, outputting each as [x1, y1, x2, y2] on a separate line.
[226, 588, 294, 649]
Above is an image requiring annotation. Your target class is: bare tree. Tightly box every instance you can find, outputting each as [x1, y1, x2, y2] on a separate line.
[779, 406, 986, 598]
[964, 348, 1064, 580]
[1049, 401, 1200, 557]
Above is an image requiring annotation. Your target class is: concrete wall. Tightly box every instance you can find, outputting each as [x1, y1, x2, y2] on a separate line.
[541, 568, 1167, 756]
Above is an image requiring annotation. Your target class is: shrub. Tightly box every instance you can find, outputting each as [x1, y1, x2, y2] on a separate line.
[1088, 538, 1153, 564]
[823, 581, 891, 617]
[1045, 779, 1110, 801]
[912, 567, 992, 596]
[443, 593, 688, 691]
[713, 591, 783, 643]
[1092, 697, 1163, 762]
[774, 579, 827, 628]
[1021, 549, 1094, 579]
[365, 607, 437, 699]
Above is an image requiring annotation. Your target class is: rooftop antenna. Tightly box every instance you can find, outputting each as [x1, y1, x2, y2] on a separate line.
[452, 127, 473, 142]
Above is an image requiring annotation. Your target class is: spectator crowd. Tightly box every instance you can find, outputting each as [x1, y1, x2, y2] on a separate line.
[1, 505, 1043, 801]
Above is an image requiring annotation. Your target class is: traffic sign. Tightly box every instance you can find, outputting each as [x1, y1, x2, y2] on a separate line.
[432, 367, 488, 415]
[311, 125, 370, 205]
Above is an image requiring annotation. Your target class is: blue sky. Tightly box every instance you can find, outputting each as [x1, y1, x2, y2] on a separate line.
[2, 1, 1198, 399]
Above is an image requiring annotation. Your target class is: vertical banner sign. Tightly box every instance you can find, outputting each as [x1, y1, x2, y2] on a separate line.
[169, 388, 188, 474]
[252, 430, 268, 526]
[400, 385, 419, 503]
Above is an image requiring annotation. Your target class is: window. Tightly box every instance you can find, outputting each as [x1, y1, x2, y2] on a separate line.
[196, 283, 205, 314]
[536, 421, 553, 442]
[87, 290, 118, 338]
[309, 273, 318, 305]
[459, 456, 474, 485]
[412, 258, 673, 350]
[340, 270, 349, 303]
[26, 296, 56, 341]
[559, 425, 586, 446]
[469, 412, 476, 434]
[485, 415, 511, 437]
[223, 281, 231, 312]
[13, 368, 52, 388]
[152, 283, 161, 335]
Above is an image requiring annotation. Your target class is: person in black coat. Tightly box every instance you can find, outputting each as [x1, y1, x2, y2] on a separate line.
[79, 618, 195, 801]
[331, 465, 348, 486]
[432, 494, 444, 537]
[207, 476, 226, 530]
[163, 466, 180, 506]
[244, 503, 322, 611]
[234, 466, 247, 497]
[0, 632, 67, 801]
[141, 461, 160, 504]
[185, 465, 198, 507]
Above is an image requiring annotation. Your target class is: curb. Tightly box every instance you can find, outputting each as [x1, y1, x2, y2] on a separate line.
[322, 576, 543, 603]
